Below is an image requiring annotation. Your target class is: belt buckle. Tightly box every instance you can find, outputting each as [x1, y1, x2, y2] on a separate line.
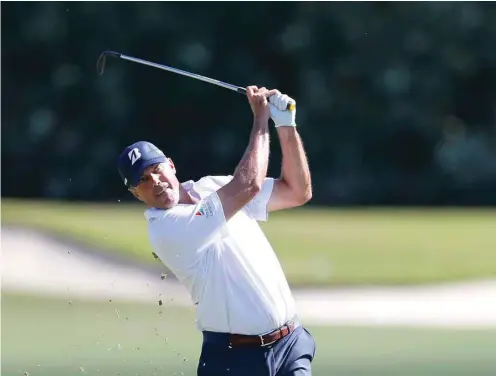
[259, 334, 275, 347]
[259, 331, 278, 347]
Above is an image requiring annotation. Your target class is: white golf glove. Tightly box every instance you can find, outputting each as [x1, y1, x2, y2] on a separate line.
[268, 91, 296, 127]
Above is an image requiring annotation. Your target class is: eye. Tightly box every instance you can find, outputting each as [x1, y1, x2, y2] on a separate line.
[155, 164, 163, 172]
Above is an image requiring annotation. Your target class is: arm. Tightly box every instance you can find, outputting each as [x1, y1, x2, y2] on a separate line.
[266, 91, 312, 212]
[148, 86, 275, 257]
[268, 126, 312, 212]
[216, 86, 275, 221]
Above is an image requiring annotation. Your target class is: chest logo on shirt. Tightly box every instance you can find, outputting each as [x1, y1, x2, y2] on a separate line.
[195, 200, 214, 217]
[195, 208, 206, 216]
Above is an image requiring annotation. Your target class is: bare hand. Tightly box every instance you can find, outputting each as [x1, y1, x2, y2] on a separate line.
[246, 86, 277, 121]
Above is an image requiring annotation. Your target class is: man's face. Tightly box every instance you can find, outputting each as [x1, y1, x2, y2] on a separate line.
[130, 159, 180, 209]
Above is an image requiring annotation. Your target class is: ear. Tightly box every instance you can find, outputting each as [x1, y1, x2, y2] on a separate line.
[167, 157, 176, 174]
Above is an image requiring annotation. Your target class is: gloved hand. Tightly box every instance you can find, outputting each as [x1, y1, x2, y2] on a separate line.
[268, 91, 296, 127]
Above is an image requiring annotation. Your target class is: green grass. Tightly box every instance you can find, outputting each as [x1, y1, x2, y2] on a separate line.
[2, 198, 496, 286]
[2, 293, 496, 376]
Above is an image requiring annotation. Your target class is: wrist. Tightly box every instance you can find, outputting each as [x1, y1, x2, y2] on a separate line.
[254, 115, 269, 125]
[276, 126, 298, 138]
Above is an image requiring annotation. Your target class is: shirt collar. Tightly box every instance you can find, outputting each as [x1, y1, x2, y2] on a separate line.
[144, 179, 199, 220]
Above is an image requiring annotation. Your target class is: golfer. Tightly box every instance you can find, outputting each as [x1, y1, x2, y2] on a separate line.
[117, 86, 315, 375]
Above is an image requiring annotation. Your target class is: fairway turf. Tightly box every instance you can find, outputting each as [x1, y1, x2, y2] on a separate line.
[2, 294, 496, 376]
[2, 199, 496, 286]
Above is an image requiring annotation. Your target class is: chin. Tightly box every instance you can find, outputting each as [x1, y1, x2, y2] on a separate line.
[157, 191, 179, 209]
[155, 200, 173, 210]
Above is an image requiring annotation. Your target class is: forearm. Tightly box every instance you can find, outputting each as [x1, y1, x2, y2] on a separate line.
[277, 126, 312, 201]
[233, 117, 270, 190]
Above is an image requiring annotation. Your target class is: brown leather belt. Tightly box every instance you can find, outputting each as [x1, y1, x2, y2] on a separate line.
[229, 321, 296, 347]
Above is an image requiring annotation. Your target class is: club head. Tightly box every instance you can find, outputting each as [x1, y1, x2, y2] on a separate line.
[96, 51, 121, 76]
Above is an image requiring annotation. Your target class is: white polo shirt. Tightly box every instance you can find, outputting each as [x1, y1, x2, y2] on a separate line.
[145, 175, 297, 335]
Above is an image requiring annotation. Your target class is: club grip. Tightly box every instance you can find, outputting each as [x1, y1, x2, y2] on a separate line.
[237, 87, 296, 111]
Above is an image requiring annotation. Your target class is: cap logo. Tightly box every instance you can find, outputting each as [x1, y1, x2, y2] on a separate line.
[128, 148, 142, 165]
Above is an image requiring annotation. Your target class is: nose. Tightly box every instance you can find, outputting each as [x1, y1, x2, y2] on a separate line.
[151, 173, 161, 186]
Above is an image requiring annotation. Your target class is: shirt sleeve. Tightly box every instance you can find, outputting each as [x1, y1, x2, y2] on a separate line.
[146, 191, 227, 270]
[244, 177, 275, 221]
[209, 175, 275, 221]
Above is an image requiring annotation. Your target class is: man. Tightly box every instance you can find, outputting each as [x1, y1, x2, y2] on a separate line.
[117, 86, 315, 376]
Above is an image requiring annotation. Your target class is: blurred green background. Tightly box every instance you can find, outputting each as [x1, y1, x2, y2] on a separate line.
[3, 2, 496, 376]
[3, 199, 496, 286]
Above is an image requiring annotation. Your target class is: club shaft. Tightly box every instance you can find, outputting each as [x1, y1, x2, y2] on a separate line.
[120, 54, 245, 94]
[99, 51, 295, 111]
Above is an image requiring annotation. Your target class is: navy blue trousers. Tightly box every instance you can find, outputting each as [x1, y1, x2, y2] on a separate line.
[197, 325, 316, 376]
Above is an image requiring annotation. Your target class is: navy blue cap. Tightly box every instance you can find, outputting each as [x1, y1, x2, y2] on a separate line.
[117, 141, 167, 188]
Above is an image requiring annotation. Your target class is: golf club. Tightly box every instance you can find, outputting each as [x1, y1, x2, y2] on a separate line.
[96, 50, 295, 111]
